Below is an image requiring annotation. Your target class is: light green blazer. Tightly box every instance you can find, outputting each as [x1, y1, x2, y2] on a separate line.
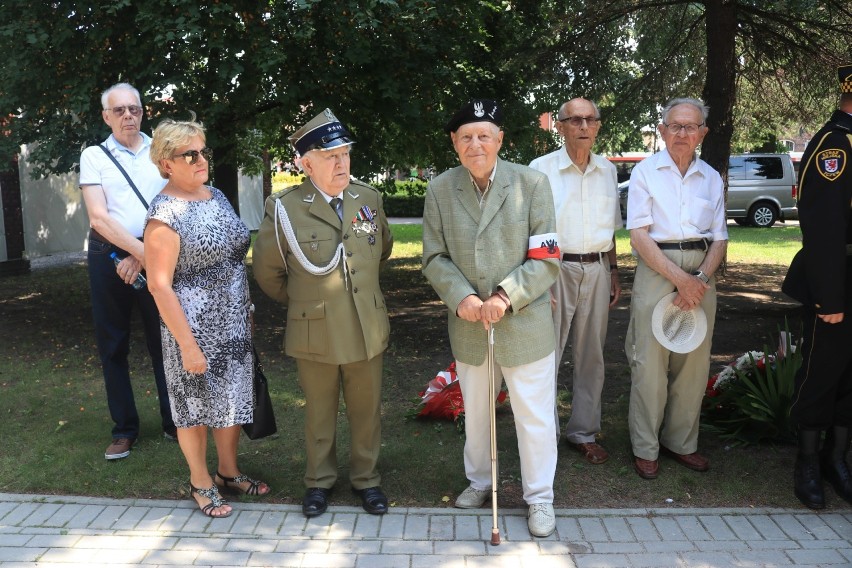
[422, 158, 559, 367]
[253, 178, 393, 364]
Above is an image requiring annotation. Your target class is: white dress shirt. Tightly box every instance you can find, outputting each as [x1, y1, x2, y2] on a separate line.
[625, 149, 728, 243]
[529, 147, 621, 253]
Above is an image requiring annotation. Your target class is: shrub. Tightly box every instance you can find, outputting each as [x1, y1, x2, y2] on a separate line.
[383, 194, 425, 217]
[701, 322, 801, 446]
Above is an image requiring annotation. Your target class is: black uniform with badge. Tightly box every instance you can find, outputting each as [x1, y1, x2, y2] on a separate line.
[782, 64, 852, 509]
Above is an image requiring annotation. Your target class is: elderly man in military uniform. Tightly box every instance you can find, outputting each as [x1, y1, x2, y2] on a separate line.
[783, 65, 852, 510]
[422, 99, 561, 538]
[253, 109, 393, 517]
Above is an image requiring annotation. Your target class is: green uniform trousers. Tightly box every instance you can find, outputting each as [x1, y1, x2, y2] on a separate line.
[296, 355, 383, 490]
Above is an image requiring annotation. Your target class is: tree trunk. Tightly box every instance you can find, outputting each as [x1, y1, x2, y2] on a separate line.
[0, 155, 31, 275]
[700, 0, 737, 183]
[262, 149, 272, 201]
[212, 159, 240, 215]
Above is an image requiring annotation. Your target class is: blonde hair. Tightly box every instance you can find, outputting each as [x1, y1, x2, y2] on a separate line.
[150, 113, 206, 179]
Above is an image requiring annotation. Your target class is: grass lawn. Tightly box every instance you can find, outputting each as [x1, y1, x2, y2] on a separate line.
[0, 222, 821, 512]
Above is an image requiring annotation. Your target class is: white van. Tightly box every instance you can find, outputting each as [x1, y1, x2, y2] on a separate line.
[727, 153, 798, 227]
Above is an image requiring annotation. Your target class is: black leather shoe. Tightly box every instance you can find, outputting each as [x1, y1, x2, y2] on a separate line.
[302, 487, 330, 517]
[794, 454, 825, 510]
[353, 486, 388, 515]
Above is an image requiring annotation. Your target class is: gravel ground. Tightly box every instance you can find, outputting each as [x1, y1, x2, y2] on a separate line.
[28, 251, 87, 271]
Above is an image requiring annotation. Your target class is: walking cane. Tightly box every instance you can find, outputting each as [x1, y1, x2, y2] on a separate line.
[487, 322, 501, 546]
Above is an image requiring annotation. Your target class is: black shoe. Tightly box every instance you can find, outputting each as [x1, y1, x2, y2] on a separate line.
[821, 425, 852, 505]
[164, 427, 178, 441]
[352, 486, 388, 515]
[302, 487, 330, 517]
[794, 454, 825, 510]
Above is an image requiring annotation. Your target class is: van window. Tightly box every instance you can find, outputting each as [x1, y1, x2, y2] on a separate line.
[728, 156, 746, 181]
[746, 157, 783, 180]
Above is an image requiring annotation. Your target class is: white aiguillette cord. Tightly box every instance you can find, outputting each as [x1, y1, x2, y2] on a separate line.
[273, 198, 350, 289]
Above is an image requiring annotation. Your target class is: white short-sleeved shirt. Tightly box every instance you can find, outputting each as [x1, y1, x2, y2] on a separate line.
[529, 147, 621, 253]
[79, 133, 166, 238]
[625, 149, 728, 243]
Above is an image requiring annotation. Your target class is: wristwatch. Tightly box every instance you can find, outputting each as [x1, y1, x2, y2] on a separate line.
[692, 270, 710, 284]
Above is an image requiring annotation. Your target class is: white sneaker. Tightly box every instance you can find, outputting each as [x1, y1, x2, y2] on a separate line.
[454, 486, 491, 509]
[527, 503, 555, 537]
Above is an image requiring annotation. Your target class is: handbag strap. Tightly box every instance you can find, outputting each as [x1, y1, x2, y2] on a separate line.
[98, 144, 150, 210]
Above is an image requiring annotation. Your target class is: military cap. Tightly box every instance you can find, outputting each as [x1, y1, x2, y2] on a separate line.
[288, 108, 355, 156]
[444, 99, 503, 133]
[840, 64, 852, 94]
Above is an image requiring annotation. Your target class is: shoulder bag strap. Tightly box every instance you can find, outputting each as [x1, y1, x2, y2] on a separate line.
[98, 144, 150, 210]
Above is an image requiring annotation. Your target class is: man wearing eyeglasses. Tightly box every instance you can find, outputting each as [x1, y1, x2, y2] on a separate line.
[79, 82, 176, 460]
[253, 109, 394, 518]
[529, 98, 621, 466]
[624, 98, 728, 480]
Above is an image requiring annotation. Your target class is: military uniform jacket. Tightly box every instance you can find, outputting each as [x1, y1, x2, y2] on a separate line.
[253, 178, 393, 364]
[422, 158, 560, 368]
[783, 110, 852, 314]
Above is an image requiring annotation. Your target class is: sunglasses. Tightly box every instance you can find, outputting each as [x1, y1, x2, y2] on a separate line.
[172, 147, 213, 165]
[105, 105, 143, 117]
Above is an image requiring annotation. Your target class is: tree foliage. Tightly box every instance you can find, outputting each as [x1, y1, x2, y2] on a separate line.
[1, 0, 850, 204]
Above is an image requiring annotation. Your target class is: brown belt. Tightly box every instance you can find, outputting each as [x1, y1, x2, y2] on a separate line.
[88, 227, 110, 245]
[88, 228, 143, 248]
[562, 252, 603, 263]
[656, 239, 710, 251]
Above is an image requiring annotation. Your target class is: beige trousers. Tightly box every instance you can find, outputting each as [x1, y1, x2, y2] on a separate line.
[625, 249, 716, 460]
[552, 260, 612, 443]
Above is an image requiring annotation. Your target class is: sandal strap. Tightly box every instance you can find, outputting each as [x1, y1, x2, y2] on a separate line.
[191, 484, 228, 508]
[216, 471, 264, 496]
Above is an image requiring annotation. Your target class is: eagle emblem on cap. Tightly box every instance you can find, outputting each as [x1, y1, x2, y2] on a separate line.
[473, 101, 485, 118]
[324, 108, 336, 122]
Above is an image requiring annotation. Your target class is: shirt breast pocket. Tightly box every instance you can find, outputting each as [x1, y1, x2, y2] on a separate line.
[595, 192, 617, 220]
[296, 225, 338, 265]
[690, 196, 715, 230]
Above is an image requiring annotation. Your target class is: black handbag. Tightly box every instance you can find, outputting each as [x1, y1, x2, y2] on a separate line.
[242, 347, 277, 440]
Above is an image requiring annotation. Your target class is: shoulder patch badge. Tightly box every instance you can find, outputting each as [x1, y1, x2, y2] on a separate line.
[816, 148, 846, 181]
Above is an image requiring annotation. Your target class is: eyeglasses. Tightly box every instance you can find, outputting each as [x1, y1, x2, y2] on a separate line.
[104, 105, 143, 117]
[558, 116, 600, 127]
[663, 122, 704, 135]
[172, 147, 213, 165]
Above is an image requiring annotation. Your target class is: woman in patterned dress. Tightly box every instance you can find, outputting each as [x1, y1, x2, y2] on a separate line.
[144, 118, 269, 518]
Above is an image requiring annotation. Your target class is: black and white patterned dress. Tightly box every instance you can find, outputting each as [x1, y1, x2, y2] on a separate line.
[146, 187, 253, 428]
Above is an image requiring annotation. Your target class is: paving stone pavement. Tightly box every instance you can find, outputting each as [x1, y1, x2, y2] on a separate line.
[1, 493, 851, 567]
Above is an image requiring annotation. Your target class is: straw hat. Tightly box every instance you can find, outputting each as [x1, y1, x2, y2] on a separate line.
[651, 292, 707, 354]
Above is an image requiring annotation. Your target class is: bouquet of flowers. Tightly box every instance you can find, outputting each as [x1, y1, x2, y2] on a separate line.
[408, 362, 508, 431]
[701, 325, 801, 446]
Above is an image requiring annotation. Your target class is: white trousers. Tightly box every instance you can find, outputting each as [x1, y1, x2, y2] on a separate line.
[456, 351, 557, 504]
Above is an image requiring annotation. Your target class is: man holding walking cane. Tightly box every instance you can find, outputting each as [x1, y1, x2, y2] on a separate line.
[422, 99, 561, 538]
